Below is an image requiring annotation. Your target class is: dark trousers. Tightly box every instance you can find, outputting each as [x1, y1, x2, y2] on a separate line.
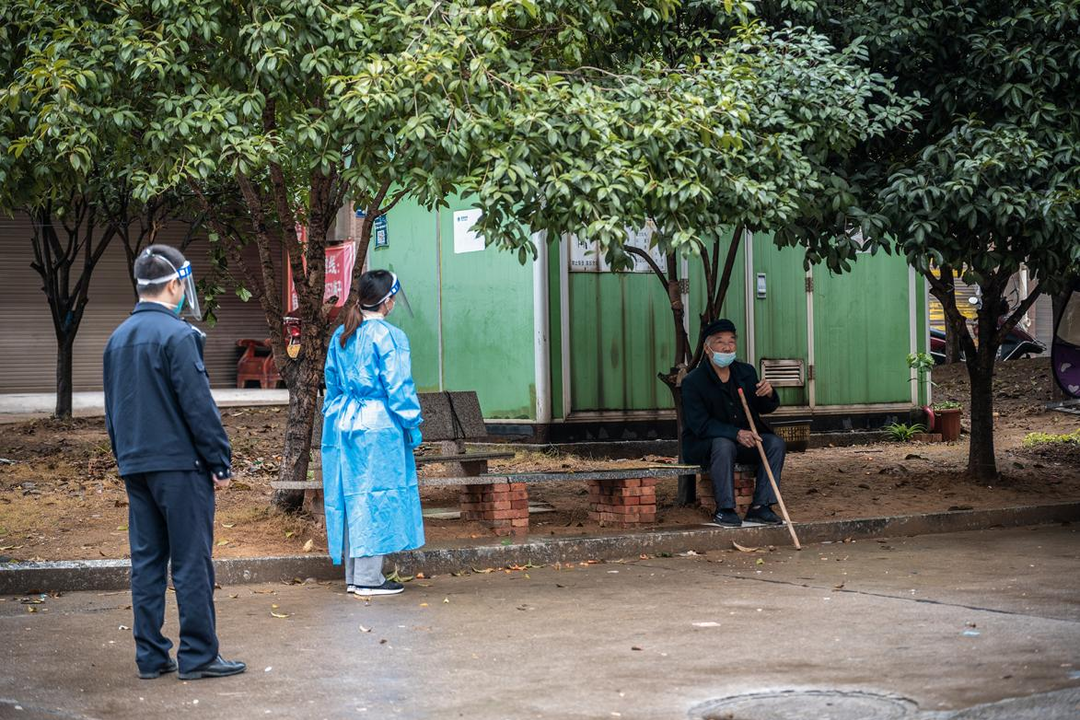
[708, 434, 786, 511]
[124, 470, 219, 674]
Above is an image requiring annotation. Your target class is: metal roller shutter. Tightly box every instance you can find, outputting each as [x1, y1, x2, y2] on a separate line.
[0, 213, 274, 393]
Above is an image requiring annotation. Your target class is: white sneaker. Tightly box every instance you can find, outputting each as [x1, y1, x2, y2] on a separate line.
[353, 580, 405, 597]
[346, 584, 358, 594]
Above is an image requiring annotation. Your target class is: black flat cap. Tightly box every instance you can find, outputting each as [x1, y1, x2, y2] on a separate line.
[702, 318, 737, 339]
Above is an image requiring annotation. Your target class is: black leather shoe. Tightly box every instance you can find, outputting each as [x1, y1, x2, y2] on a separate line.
[138, 658, 178, 679]
[745, 505, 784, 525]
[178, 656, 246, 680]
[711, 508, 743, 527]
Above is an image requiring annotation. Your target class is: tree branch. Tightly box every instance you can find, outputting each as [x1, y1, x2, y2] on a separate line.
[924, 268, 977, 359]
[995, 286, 1043, 348]
[712, 224, 743, 317]
[624, 245, 669, 286]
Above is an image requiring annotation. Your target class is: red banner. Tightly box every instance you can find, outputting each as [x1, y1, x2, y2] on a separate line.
[285, 233, 357, 314]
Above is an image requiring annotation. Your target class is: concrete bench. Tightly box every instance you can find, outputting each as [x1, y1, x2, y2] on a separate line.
[275, 465, 699, 538]
[272, 391, 512, 523]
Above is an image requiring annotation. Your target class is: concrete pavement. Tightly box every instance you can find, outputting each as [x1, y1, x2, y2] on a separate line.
[0, 389, 288, 422]
[1, 525, 1078, 719]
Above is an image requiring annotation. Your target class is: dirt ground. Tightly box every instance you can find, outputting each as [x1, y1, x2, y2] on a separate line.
[1, 359, 1077, 562]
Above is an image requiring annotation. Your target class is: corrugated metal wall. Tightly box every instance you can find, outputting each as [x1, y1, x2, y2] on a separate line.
[813, 254, 912, 405]
[750, 234, 810, 407]
[0, 213, 272, 393]
[568, 271, 673, 412]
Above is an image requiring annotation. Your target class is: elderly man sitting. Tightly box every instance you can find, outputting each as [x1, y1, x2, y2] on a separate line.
[681, 318, 786, 527]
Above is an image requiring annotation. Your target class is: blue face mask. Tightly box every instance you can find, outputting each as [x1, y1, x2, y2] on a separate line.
[711, 351, 736, 368]
[174, 293, 186, 316]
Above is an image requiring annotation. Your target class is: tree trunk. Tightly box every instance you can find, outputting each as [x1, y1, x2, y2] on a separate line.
[670, 382, 696, 505]
[965, 346, 998, 481]
[940, 265, 964, 364]
[272, 353, 324, 511]
[54, 331, 76, 419]
[1051, 288, 1070, 402]
[944, 323, 963, 364]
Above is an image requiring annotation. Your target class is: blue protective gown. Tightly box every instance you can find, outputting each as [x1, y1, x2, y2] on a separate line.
[321, 318, 424, 563]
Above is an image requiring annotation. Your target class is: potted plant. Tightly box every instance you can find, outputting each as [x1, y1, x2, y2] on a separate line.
[932, 400, 964, 442]
[907, 352, 963, 441]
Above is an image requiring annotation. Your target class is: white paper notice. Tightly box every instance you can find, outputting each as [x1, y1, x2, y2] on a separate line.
[568, 233, 599, 272]
[453, 209, 485, 254]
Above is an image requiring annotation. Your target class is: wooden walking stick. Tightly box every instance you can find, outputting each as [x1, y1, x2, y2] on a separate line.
[737, 387, 801, 550]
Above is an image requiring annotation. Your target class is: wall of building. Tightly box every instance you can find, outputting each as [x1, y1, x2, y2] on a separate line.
[367, 196, 537, 420]
[0, 213, 271, 393]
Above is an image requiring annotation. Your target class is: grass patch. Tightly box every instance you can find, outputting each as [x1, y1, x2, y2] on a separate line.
[1022, 429, 1080, 448]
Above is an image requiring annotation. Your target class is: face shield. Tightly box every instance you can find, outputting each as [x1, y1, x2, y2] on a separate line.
[136, 256, 203, 321]
[363, 272, 413, 317]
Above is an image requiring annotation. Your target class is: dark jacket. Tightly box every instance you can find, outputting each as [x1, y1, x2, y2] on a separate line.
[681, 359, 780, 466]
[103, 302, 231, 477]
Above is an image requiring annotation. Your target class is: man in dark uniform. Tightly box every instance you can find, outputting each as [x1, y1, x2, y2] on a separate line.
[681, 318, 786, 527]
[104, 244, 245, 681]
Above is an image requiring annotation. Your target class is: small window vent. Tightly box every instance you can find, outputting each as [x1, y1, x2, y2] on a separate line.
[760, 358, 805, 387]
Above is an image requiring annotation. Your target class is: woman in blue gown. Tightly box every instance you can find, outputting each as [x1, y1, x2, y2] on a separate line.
[321, 270, 424, 596]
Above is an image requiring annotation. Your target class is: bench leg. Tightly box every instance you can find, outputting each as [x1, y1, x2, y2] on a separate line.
[460, 482, 529, 537]
[587, 478, 657, 528]
[303, 488, 325, 528]
[697, 471, 754, 518]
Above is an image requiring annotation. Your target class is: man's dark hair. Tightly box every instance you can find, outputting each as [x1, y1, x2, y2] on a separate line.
[135, 244, 187, 297]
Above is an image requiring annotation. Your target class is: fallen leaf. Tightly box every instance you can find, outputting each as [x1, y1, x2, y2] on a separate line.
[222, 523, 236, 529]
[302, 539, 314, 553]
[116, 525, 128, 531]
[834, 583, 845, 590]
[285, 531, 295, 538]
[358, 625, 372, 633]
[443, 597, 450, 604]
[270, 611, 290, 619]
[419, 603, 429, 607]
[119, 625, 130, 630]
[216, 540, 230, 546]
[631, 646, 643, 651]
[732, 542, 759, 553]
[755, 558, 765, 566]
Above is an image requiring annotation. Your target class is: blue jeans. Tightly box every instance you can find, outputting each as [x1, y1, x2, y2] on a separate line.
[708, 434, 785, 511]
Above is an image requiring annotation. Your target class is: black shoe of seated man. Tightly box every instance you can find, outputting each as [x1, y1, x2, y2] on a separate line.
[178, 656, 246, 680]
[745, 505, 784, 525]
[138, 658, 177, 680]
[711, 508, 743, 527]
[353, 579, 405, 597]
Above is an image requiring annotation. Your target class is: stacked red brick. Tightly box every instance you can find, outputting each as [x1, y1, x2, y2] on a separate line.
[587, 478, 658, 528]
[697, 467, 755, 516]
[460, 482, 529, 537]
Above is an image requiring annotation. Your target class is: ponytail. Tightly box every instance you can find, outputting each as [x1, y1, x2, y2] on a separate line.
[339, 304, 363, 348]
